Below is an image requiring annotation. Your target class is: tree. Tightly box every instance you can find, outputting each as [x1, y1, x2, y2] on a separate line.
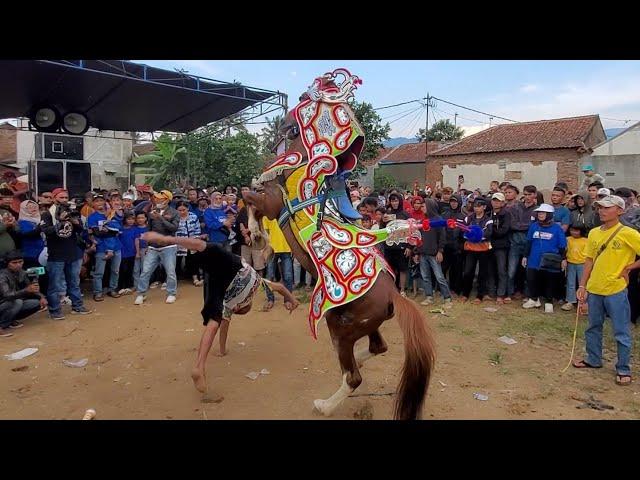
[416, 119, 464, 142]
[131, 132, 187, 188]
[351, 101, 391, 178]
[259, 114, 284, 154]
[374, 170, 400, 191]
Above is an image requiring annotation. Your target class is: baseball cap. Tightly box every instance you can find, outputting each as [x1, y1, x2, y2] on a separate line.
[155, 190, 173, 201]
[594, 195, 625, 209]
[582, 165, 594, 172]
[491, 192, 506, 202]
[597, 188, 611, 197]
[614, 187, 634, 198]
[123, 193, 135, 200]
[534, 203, 555, 213]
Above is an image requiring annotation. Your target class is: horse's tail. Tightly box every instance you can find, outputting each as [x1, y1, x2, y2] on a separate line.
[392, 290, 436, 420]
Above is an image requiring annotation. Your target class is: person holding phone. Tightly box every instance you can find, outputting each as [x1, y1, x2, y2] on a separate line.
[0, 250, 47, 335]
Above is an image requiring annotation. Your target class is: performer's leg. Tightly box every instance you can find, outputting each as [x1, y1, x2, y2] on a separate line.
[191, 319, 221, 393]
[217, 319, 230, 356]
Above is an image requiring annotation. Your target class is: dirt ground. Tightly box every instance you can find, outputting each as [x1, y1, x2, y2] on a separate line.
[2, 282, 639, 420]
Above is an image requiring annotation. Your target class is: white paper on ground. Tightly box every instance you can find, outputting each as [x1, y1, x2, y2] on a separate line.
[498, 336, 518, 345]
[4, 348, 39, 361]
[63, 358, 89, 368]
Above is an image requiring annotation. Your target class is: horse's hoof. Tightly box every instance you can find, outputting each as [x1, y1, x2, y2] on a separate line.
[313, 399, 332, 416]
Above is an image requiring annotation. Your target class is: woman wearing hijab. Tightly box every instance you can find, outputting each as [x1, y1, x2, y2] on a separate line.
[17, 200, 48, 294]
[522, 204, 567, 314]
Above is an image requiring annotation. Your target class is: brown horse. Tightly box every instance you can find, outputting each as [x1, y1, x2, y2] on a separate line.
[243, 111, 436, 420]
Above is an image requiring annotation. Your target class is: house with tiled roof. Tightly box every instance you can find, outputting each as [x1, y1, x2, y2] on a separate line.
[371, 141, 446, 188]
[426, 115, 606, 193]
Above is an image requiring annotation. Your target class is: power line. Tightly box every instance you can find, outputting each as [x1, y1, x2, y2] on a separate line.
[432, 106, 488, 126]
[601, 116, 639, 124]
[430, 95, 517, 123]
[386, 105, 424, 126]
[373, 99, 423, 111]
[398, 108, 425, 138]
[381, 105, 425, 122]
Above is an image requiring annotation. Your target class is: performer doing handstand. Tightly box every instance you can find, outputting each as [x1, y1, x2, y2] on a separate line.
[141, 232, 299, 394]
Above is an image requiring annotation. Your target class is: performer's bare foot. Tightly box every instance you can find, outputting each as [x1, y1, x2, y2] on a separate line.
[191, 367, 207, 393]
[216, 349, 227, 357]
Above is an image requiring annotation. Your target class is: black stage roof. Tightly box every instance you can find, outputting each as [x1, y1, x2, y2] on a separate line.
[0, 60, 286, 133]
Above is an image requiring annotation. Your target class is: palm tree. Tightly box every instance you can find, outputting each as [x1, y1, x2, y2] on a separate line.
[132, 133, 186, 187]
[259, 115, 284, 154]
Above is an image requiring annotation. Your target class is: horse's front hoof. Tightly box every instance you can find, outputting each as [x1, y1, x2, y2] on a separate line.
[313, 399, 332, 416]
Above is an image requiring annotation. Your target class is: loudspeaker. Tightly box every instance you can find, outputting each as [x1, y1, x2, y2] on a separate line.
[35, 133, 84, 161]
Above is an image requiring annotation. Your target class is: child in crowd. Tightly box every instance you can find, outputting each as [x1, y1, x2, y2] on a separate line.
[561, 225, 588, 312]
[117, 213, 137, 295]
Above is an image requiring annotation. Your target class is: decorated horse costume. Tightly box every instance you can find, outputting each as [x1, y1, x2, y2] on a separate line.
[245, 69, 441, 419]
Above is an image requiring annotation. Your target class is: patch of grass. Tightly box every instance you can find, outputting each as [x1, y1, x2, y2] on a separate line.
[295, 290, 311, 304]
[499, 367, 512, 376]
[460, 328, 476, 336]
[488, 351, 503, 365]
[438, 321, 456, 331]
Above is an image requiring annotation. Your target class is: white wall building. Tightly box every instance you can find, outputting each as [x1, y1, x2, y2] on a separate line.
[15, 118, 133, 192]
[584, 121, 640, 190]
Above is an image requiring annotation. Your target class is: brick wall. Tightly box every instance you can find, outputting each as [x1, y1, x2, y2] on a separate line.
[0, 125, 17, 162]
[426, 148, 584, 193]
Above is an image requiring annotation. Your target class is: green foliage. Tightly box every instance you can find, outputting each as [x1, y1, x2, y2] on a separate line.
[416, 119, 464, 142]
[351, 101, 391, 178]
[133, 129, 263, 189]
[374, 171, 398, 191]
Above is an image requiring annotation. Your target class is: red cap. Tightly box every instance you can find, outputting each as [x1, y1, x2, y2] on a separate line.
[51, 188, 67, 198]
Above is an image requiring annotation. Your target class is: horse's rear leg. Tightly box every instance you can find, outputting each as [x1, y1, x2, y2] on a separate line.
[314, 338, 361, 416]
[355, 329, 388, 367]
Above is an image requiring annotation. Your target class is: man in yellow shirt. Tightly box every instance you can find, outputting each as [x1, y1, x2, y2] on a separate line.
[573, 195, 640, 386]
[262, 217, 293, 310]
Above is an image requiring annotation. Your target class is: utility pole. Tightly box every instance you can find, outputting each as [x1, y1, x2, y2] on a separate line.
[424, 94, 436, 189]
[454, 112, 458, 128]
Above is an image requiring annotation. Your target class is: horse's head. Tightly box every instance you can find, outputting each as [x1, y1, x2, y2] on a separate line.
[245, 68, 366, 222]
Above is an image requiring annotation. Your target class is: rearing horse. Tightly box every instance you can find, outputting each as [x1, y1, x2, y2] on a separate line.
[244, 69, 435, 420]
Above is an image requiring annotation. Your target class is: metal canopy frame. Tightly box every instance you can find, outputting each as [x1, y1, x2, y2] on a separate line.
[0, 60, 288, 134]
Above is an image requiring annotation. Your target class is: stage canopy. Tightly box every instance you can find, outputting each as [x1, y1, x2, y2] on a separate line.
[0, 60, 286, 133]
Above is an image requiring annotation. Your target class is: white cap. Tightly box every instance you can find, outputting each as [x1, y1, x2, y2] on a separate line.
[533, 203, 555, 214]
[597, 188, 611, 197]
[594, 195, 625, 209]
[123, 193, 134, 200]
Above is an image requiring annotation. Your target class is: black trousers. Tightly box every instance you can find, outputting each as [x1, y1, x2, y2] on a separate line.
[117, 257, 135, 290]
[487, 248, 509, 298]
[442, 245, 464, 295]
[462, 251, 490, 299]
[526, 268, 562, 303]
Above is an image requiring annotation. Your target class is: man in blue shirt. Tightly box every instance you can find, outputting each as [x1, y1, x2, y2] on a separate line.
[204, 191, 234, 249]
[87, 195, 123, 301]
[551, 186, 570, 233]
